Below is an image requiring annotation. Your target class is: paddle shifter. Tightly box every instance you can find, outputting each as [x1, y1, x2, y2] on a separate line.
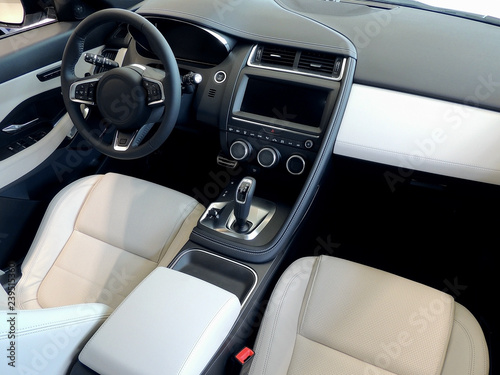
[233, 177, 256, 233]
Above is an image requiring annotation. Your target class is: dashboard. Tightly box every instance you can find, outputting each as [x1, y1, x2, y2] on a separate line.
[122, 0, 500, 188]
[121, 10, 354, 184]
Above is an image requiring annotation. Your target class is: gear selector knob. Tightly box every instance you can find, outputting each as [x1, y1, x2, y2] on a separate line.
[234, 177, 256, 233]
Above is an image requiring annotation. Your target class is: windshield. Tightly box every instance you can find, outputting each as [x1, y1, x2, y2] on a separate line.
[420, 0, 500, 19]
[372, 0, 500, 22]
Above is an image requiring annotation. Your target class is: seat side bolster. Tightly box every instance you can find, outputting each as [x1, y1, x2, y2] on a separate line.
[16, 175, 103, 309]
[441, 303, 490, 375]
[158, 203, 206, 267]
[249, 257, 317, 375]
[0, 303, 111, 375]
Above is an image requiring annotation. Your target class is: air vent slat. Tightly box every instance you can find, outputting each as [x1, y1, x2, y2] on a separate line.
[298, 51, 337, 76]
[249, 44, 344, 81]
[259, 46, 296, 68]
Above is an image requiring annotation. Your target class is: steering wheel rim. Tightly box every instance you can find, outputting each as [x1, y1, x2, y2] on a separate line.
[61, 9, 181, 160]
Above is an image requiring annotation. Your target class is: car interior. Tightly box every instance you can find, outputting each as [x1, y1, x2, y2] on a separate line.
[0, 0, 496, 374]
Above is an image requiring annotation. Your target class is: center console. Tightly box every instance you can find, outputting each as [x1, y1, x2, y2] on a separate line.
[190, 43, 349, 265]
[78, 267, 242, 375]
[71, 35, 355, 375]
[221, 45, 343, 177]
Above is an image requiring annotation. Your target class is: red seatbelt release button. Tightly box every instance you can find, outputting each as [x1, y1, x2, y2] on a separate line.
[236, 347, 254, 364]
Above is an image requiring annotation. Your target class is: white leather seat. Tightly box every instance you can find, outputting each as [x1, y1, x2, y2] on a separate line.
[0, 172, 204, 374]
[250, 256, 489, 375]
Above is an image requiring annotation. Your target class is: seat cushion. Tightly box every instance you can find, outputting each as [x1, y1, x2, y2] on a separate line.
[250, 256, 489, 375]
[16, 173, 204, 310]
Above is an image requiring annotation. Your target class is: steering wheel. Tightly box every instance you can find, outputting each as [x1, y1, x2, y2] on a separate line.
[61, 9, 181, 160]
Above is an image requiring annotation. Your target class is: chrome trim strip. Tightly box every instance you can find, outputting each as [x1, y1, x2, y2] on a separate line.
[170, 249, 258, 307]
[113, 130, 138, 152]
[130, 63, 147, 71]
[2, 118, 39, 133]
[247, 45, 346, 82]
[286, 155, 306, 175]
[199, 199, 276, 241]
[199, 26, 231, 52]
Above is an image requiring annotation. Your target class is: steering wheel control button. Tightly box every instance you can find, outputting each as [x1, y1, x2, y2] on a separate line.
[214, 71, 226, 83]
[286, 155, 306, 175]
[71, 80, 98, 105]
[143, 79, 164, 105]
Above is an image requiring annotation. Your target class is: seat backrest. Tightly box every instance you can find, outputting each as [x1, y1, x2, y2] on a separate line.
[249, 256, 489, 375]
[15, 173, 204, 310]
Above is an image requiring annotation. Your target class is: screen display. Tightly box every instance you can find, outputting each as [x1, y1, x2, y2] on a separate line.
[239, 78, 329, 128]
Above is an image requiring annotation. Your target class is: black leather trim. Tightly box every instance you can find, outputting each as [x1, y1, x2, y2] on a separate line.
[0, 22, 78, 85]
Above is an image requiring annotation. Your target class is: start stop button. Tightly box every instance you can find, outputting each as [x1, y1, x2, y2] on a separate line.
[214, 71, 226, 83]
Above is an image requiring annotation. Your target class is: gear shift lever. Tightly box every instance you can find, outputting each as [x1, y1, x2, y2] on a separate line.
[233, 177, 256, 233]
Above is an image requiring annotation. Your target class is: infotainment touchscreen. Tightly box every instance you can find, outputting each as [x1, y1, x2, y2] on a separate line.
[238, 77, 329, 128]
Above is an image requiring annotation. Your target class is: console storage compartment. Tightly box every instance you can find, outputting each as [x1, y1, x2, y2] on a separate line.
[171, 249, 257, 306]
[78, 267, 241, 375]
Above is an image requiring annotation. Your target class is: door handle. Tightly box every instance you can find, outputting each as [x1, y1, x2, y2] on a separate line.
[2, 118, 39, 133]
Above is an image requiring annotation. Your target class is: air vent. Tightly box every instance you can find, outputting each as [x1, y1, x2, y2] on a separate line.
[258, 45, 296, 68]
[248, 44, 345, 81]
[208, 88, 217, 98]
[298, 51, 343, 78]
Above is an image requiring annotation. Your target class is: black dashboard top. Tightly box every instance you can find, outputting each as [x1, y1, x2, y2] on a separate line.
[138, 0, 500, 112]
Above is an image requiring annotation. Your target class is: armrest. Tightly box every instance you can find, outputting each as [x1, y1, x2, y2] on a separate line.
[79, 267, 241, 375]
[0, 303, 111, 375]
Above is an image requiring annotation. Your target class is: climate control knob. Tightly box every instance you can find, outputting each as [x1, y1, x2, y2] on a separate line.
[286, 155, 306, 175]
[257, 147, 280, 168]
[230, 140, 252, 161]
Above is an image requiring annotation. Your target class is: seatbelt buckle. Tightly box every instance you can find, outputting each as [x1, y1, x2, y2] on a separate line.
[231, 347, 254, 374]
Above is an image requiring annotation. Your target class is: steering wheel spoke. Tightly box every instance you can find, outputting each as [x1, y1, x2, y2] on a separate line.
[143, 77, 165, 106]
[128, 64, 167, 106]
[113, 130, 139, 151]
[69, 75, 103, 106]
[61, 9, 181, 160]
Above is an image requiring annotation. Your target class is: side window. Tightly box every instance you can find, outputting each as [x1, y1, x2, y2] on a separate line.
[0, 0, 57, 37]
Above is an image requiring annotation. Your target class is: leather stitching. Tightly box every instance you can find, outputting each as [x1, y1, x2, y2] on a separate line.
[258, 266, 311, 374]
